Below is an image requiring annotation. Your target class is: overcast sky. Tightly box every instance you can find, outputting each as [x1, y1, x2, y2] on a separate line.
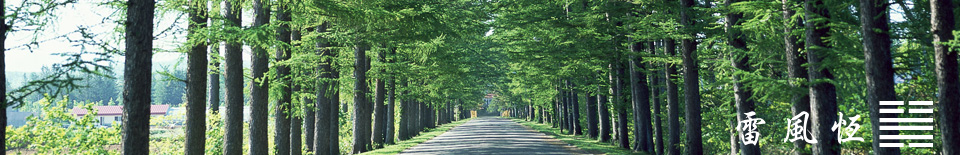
[5, 0, 255, 73]
[4, 0, 909, 74]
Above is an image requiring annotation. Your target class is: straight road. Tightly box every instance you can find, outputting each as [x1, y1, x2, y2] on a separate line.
[399, 117, 590, 155]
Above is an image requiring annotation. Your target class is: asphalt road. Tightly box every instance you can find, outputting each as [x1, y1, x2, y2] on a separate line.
[399, 117, 590, 155]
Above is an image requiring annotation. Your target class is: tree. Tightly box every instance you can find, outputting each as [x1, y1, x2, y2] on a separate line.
[726, 0, 758, 154]
[184, 0, 208, 154]
[628, 40, 652, 152]
[568, 81, 582, 136]
[385, 49, 397, 145]
[372, 52, 387, 148]
[598, 72, 612, 143]
[249, 0, 270, 154]
[586, 78, 599, 139]
[398, 79, 411, 141]
[290, 29, 303, 155]
[649, 42, 664, 155]
[272, 1, 292, 154]
[1, 0, 8, 152]
[221, 0, 244, 153]
[314, 21, 338, 155]
[782, 0, 810, 154]
[665, 39, 680, 155]
[209, 42, 221, 113]
[931, 0, 960, 153]
[860, 0, 899, 154]
[804, 0, 839, 153]
[122, 0, 154, 153]
[352, 43, 372, 154]
[679, 0, 703, 153]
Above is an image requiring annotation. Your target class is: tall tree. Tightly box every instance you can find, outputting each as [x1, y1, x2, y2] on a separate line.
[273, 1, 293, 154]
[726, 0, 759, 154]
[184, 0, 208, 154]
[0, 0, 6, 152]
[665, 39, 680, 155]
[123, 0, 154, 153]
[352, 43, 372, 154]
[931, 0, 960, 153]
[679, 0, 703, 153]
[372, 52, 387, 148]
[860, 0, 899, 154]
[586, 77, 599, 138]
[628, 40, 652, 152]
[782, 0, 810, 154]
[209, 44, 221, 113]
[598, 72, 612, 142]
[300, 28, 315, 154]
[804, 0, 840, 153]
[222, 0, 244, 153]
[290, 30, 303, 155]
[314, 22, 338, 155]
[649, 41, 664, 155]
[569, 81, 583, 135]
[249, 0, 270, 154]
[398, 79, 411, 140]
[610, 59, 629, 149]
[386, 49, 397, 145]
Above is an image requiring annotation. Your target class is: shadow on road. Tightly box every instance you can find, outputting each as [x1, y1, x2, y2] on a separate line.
[400, 117, 588, 155]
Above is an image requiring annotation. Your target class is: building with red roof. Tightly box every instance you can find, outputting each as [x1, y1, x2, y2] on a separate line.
[71, 105, 170, 126]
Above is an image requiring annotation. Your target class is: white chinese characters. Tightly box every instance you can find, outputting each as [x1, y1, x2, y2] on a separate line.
[737, 111, 765, 145]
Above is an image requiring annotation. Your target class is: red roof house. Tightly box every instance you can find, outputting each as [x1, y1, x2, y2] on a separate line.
[71, 105, 170, 116]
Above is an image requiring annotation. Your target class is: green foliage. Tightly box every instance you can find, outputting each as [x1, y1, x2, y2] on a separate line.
[6, 97, 121, 154]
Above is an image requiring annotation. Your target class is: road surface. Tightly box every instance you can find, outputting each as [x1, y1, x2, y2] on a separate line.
[399, 117, 590, 155]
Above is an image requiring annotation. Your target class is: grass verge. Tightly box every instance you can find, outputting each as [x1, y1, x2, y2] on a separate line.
[511, 118, 646, 155]
[359, 118, 473, 155]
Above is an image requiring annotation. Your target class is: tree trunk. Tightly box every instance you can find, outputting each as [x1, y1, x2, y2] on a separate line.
[931, 0, 960, 153]
[629, 41, 652, 152]
[860, 0, 899, 154]
[290, 30, 304, 155]
[569, 81, 583, 135]
[614, 61, 630, 149]
[420, 101, 428, 131]
[665, 39, 680, 155]
[273, 3, 292, 154]
[398, 80, 411, 141]
[185, 0, 208, 153]
[680, 0, 703, 153]
[649, 41, 664, 155]
[783, 0, 811, 154]
[208, 39, 220, 113]
[304, 33, 315, 153]
[805, 0, 840, 153]
[386, 64, 396, 145]
[123, 0, 154, 153]
[314, 22, 337, 155]
[352, 44, 372, 154]
[250, 0, 271, 154]
[725, 0, 759, 153]
[372, 62, 387, 148]
[222, 0, 243, 152]
[428, 106, 437, 128]
[586, 77, 599, 138]
[598, 72, 612, 142]
[329, 70, 341, 154]
[0, 0, 6, 152]
[563, 89, 570, 133]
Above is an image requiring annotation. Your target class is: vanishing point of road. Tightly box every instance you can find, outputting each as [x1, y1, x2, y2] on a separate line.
[399, 117, 592, 155]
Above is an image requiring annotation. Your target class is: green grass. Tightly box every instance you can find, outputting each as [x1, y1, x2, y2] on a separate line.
[359, 118, 474, 155]
[511, 118, 647, 155]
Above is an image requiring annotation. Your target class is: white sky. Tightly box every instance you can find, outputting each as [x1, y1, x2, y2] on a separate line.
[2, 0, 912, 73]
[4, 0, 253, 73]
